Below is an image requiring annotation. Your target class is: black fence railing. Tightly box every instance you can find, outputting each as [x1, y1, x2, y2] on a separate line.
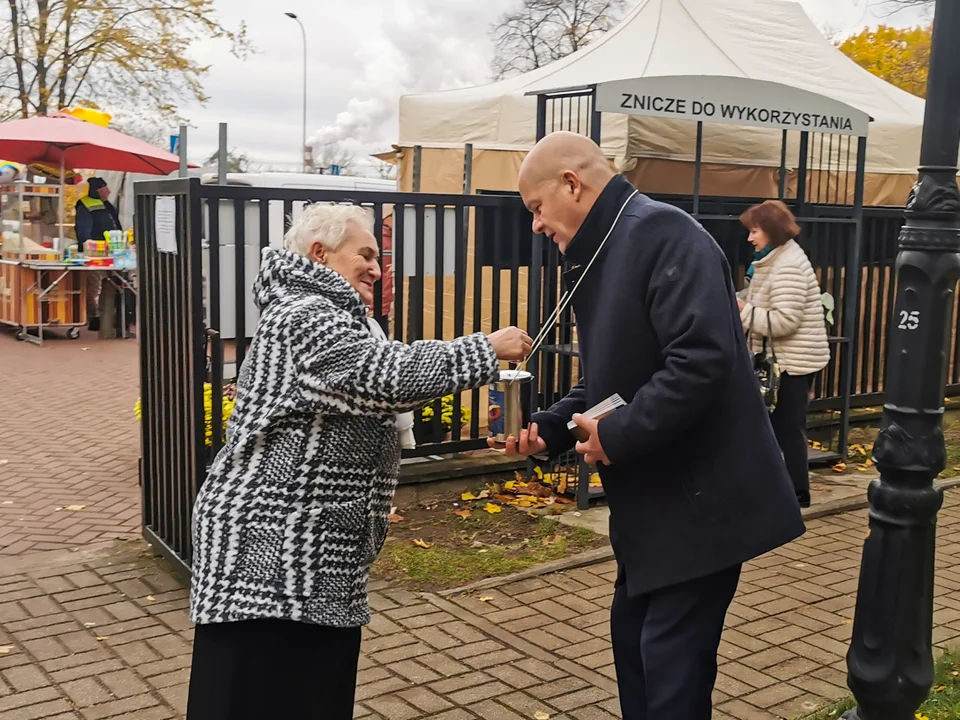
[136, 176, 960, 569]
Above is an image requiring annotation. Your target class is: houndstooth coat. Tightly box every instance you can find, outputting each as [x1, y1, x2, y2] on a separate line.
[189, 248, 499, 628]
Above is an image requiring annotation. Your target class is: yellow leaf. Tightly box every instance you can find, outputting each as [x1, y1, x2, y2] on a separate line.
[533, 466, 543, 479]
[63, 504, 86, 511]
[412, 538, 432, 549]
[936, 685, 946, 692]
[388, 513, 404, 524]
[483, 503, 502, 514]
[145, 595, 156, 602]
[535, 712, 551, 720]
[95, 636, 110, 641]
[504, 481, 517, 490]
[832, 462, 847, 473]
[857, 465, 871, 473]
[453, 509, 472, 519]
[0, 646, 12, 654]
[461, 492, 478, 501]
[558, 476, 568, 494]
[478, 596, 494, 602]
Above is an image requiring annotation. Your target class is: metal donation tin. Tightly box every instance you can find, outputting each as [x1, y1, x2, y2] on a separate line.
[488, 370, 532, 443]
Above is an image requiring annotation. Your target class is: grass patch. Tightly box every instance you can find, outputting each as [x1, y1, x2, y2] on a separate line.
[799, 650, 960, 720]
[371, 501, 604, 592]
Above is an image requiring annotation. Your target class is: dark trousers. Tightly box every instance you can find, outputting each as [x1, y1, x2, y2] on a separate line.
[611, 564, 742, 720]
[186, 619, 361, 720]
[770, 372, 813, 506]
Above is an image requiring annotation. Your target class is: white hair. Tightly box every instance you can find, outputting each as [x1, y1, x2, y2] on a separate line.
[283, 203, 374, 257]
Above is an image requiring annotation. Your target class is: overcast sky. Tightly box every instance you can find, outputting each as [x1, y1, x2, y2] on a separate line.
[178, 0, 930, 171]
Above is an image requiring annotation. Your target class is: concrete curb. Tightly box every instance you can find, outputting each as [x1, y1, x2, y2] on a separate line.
[440, 480, 960, 597]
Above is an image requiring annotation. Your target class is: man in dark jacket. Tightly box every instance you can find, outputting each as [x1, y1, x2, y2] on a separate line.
[74, 176, 122, 331]
[501, 132, 805, 720]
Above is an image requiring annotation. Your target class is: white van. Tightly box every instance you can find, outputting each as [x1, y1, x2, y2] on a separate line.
[200, 172, 397, 348]
[200, 172, 396, 192]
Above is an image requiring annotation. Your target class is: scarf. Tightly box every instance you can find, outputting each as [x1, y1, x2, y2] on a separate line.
[745, 246, 774, 281]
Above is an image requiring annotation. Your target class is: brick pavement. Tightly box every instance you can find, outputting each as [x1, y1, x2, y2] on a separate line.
[0, 490, 957, 720]
[0, 331, 141, 556]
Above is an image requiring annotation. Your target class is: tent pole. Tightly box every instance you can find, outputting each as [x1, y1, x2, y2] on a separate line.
[778, 130, 788, 200]
[59, 159, 65, 251]
[797, 131, 810, 213]
[536, 95, 547, 141]
[693, 121, 703, 217]
[589, 86, 602, 145]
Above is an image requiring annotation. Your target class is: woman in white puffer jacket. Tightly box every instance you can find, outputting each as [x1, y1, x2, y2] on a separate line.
[737, 200, 830, 508]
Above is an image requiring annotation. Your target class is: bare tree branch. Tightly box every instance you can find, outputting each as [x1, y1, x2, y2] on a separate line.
[490, 0, 631, 80]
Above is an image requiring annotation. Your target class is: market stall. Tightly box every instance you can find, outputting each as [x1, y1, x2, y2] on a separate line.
[0, 110, 182, 343]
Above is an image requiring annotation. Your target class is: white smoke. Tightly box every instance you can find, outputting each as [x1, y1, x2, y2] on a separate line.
[309, 0, 517, 155]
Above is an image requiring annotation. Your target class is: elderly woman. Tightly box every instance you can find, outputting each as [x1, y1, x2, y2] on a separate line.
[185, 203, 531, 719]
[737, 200, 829, 508]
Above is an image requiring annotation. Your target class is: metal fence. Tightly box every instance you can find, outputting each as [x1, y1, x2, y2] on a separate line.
[136, 175, 960, 568]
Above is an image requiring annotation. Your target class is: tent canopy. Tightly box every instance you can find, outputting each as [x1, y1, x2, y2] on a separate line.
[398, 0, 924, 180]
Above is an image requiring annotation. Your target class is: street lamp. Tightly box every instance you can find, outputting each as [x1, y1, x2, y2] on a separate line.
[285, 12, 308, 173]
[844, 1, 960, 719]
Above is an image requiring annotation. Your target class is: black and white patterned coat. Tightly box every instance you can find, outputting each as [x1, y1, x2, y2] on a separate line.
[189, 248, 499, 628]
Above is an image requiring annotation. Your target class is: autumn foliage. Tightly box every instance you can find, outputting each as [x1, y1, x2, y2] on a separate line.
[837, 24, 932, 98]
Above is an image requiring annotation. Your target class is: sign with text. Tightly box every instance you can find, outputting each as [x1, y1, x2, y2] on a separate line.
[595, 76, 871, 137]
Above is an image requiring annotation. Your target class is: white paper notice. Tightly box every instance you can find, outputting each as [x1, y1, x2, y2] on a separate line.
[155, 196, 178, 254]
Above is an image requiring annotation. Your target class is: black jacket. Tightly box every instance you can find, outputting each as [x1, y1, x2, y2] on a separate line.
[532, 176, 805, 597]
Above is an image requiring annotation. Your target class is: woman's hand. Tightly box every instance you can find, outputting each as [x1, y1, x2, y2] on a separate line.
[488, 327, 533, 362]
[737, 298, 746, 312]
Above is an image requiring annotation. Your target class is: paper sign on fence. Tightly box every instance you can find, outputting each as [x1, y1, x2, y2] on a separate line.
[155, 196, 178, 254]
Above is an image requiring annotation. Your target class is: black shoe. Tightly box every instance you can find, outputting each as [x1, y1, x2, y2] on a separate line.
[88, 316, 100, 332]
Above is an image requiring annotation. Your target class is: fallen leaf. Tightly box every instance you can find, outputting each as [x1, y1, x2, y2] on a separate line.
[412, 538, 432, 549]
[145, 596, 156, 602]
[0, 646, 12, 654]
[453, 509, 472, 519]
[95, 636, 110, 641]
[1, 501, 12, 505]
[533, 466, 543, 480]
[83, 622, 96, 627]
[483, 503, 502, 514]
[557, 476, 568, 495]
[478, 596, 494, 602]
[832, 462, 847, 473]
[477, 489, 491, 499]
[542, 534, 563, 546]
[535, 712, 551, 720]
[0, 459, 7, 466]
[461, 492, 478, 501]
[856, 465, 871, 473]
[63, 505, 86, 511]
[388, 513, 404, 524]
[936, 684, 946, 692]
[553, 496, 574, 505]
[504, 481, 518, 491]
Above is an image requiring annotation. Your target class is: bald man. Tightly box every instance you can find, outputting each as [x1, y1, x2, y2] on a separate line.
[502, 132, 805, 720]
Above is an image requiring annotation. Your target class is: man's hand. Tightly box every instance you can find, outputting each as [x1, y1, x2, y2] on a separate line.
[487, 422, 547, 456]
[572, 414, 610, 466]
[737, 297, 746, 312]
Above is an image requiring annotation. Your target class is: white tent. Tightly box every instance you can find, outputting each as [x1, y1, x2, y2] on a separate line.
[394, 0, 925, 205]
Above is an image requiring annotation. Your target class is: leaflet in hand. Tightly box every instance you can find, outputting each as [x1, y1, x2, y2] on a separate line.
[567, 394, 626, 442]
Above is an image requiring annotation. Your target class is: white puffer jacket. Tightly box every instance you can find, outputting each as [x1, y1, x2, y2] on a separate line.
[739, 239, 830, 377]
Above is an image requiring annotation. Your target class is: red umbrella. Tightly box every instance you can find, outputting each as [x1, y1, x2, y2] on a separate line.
[0, 115, 184, 174]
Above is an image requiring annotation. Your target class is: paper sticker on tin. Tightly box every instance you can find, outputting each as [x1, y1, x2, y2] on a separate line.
[488, 388, 505, 438]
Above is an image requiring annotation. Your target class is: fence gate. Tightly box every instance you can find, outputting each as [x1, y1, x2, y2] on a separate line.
[136, 179, 207, 572]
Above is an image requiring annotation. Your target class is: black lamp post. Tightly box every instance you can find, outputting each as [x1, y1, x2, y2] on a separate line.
[844, 1, 960, 718]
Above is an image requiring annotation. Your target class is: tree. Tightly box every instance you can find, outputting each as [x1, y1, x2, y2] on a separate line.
[204, 148, 251, 174]
[311, 140, 355, 176]
[0, 0, 250, 125]
[490, 0, 630, 79]
[837, 24, 931, 98]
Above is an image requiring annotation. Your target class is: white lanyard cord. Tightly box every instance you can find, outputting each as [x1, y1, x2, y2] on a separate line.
[512, 188, 639, 380]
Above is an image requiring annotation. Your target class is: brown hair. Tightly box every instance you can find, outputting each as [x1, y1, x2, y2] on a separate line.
[739, 200, 800, 247]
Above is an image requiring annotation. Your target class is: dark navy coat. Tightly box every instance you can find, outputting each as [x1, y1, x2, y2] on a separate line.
[532, 175, 805, 597]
